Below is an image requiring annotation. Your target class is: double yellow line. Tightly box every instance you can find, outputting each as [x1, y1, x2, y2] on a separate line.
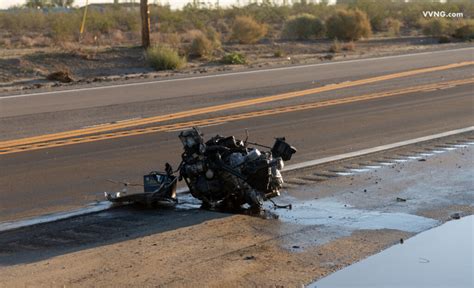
[1, 77, 472, 155]
[1, 61, 472, 152]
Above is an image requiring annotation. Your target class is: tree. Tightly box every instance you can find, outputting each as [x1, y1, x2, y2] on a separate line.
[25, 0, 48, 8]
[25, 0, 74, 8]
[51, 0, 74, 7]
[140, 0, 151, 48]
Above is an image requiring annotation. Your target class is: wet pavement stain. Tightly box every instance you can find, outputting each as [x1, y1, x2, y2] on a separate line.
[268, 197, 439, 233]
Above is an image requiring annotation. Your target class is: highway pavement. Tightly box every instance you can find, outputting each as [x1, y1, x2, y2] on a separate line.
[0, 47, 473, 222]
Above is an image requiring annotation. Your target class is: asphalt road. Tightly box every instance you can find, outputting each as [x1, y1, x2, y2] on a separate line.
[0, 47, 473, 222]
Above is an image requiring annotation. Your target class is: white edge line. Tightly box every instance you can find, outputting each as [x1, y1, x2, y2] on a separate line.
[0, 126, 472, 232]
[1, 47, 473, 100]
[283, 126, 474, 171]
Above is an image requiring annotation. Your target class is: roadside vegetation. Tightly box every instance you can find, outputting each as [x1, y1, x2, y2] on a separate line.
[0, 0, 472, 72]
[146, 45, 186, 70]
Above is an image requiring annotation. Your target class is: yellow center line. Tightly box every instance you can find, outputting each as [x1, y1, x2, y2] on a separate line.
[1, 61, 472, 150]
[1, 78, 472, 155]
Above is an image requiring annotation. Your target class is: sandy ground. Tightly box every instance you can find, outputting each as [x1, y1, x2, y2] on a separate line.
[0, 37, 471, 93]
[0, 138, 472, 287]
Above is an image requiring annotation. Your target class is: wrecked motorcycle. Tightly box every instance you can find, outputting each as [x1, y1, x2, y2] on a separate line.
[105, 127, 296, 211]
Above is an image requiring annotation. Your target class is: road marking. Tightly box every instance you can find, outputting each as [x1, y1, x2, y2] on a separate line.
[1, 126, 472, 232]
[284, 126, 474, 171]
[1, 61, 472, 150]
[1, 78, 472, 155]
[1, 47, 472, 100]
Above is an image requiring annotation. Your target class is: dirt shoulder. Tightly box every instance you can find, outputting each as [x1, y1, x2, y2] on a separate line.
[0, 37, 471, 94]
[0, 216, 409, 287]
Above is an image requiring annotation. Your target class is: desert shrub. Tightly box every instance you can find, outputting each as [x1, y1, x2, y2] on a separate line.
[273, 48, 285, 58]
[205, 27, 222, 49]
[453, 21, 474, 40]
[0, 10, 48, 35]
[326, 9, 372, 41]
[50, 13, 80, 42]
[421, 18, 449, 37]
[342, 41, 355, 51]
[86, 10, 115, 34]
[189, 34, 214, 58]
[382, 18, 401, 37]
[328, 39, 341, 53]
[230, 16, 267, 44]
[162, 33, 181, 49]
[221, 52, 246, 65]
[146, 46, 186, 71]
[281, 14, 325, 40]
[110, 8, 140, 32]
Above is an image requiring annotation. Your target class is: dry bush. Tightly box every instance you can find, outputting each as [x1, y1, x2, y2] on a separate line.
[230, 16, 267, 44]
[111, 30, 125, 43]
[205, 27, 222, 50]
[214, 19, 230, 35]
[453, 20, 474, 40]
[421, 18, 450, 37]
[146, 46, 186, 71]
[326, 9, 372, 41]
[328, 39, 341, 53]
[161, 33, 181, 49]
[281, 14, 325, 40]
[181, 29, 206, 43]
[382, 18, 402, 37]
[0, 37, 12, 48]
[189, 34, 214, 58]
[32, 35, 52, 47]
[342, 41, 355, 51]
[19, 35, 35, 47]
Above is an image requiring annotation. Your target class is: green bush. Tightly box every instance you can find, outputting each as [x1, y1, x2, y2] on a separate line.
[421, 19, 449, 37]
[50, 13, 80, 42]
[281, 14, 325, 40]
[221, 52, 246, 65]
[453, 21, 474, 40]
[273, 48, 285, 58]
[146, 46, 186, 71]
[326, 9, 372, 41]
[230, 16, 267, 44]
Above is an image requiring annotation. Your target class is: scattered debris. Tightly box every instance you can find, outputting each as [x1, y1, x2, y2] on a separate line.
[105, 163, 177, 207]
[400, 238, 404, 244]
[418, 158, 426, 162]
[244, 255, 256, 260]
[46, 71, 74, 83]
[419, 257, 430, 263]
[396, 197, 407, 202]
[450, 212, 461, 220]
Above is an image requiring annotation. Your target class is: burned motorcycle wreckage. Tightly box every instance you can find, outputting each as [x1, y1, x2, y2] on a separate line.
[106, 127, 296, 211]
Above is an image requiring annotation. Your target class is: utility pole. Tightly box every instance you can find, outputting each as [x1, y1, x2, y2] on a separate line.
[140, 0, 151, 49]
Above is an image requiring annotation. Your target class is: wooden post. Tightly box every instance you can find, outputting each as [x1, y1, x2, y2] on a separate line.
[140, 0, 151, 49]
